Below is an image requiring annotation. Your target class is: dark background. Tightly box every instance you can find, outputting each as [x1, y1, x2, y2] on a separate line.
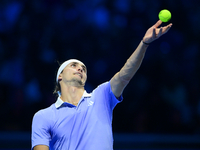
[0, 0, 200, 149]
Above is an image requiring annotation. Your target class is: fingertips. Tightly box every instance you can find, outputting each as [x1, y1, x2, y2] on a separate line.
[167, 23, 172, 28]
[158, 20, 162, 24]
[167, 24, 172, 30]
[155, 20, 162, 27]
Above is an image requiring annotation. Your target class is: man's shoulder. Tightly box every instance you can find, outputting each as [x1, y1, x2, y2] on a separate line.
[94, 81, 110, 91]
[90, 81, 111, 98]
[33, 103, 55, 119]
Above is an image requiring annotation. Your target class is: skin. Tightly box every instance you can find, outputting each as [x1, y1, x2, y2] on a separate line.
[58, 62, 87, 106]
[34, 145, 49, 150]
[34, 20, 172, 150]
[111, 20, 172, 98]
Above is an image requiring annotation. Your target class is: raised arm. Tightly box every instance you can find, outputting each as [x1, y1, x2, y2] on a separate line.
[110, 20, 172, 98]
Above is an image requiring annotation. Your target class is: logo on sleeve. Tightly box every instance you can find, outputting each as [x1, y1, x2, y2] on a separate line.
[88, 101, 94, 106]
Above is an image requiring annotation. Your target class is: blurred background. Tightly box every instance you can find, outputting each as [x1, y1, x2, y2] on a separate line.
[0, 0, 200, 149]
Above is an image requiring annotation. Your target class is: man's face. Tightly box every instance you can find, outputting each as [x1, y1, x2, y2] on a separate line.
[59, 62, 87, 86]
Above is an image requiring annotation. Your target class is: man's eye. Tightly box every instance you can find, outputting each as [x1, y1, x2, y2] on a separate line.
[71, 64, 76, 67]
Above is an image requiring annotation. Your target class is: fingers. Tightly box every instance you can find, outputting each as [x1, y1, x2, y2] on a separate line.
[157, 27, 163, 37]
[168, 23, 173, 27]
[154, 20, 172, 31]
[152, 28, 156, 38]
[154, 20, 162, 28]
[162, 23, 172, 34]
[146, 22, 172, 43]
[152, 27, 162, 40]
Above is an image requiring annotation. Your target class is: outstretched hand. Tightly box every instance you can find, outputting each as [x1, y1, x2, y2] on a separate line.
[143, 20, 172, 44]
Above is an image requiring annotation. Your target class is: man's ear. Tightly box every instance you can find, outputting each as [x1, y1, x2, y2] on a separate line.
[58, 74, 62, 82]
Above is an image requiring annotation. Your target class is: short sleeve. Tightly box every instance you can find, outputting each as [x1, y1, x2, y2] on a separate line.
[93, 81, 123, 110]
[31, 110, 51, 149]
[107, 81, 123, 109]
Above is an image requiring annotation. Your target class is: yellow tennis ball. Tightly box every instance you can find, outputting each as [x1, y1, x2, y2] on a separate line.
[158, 9, 171, 22]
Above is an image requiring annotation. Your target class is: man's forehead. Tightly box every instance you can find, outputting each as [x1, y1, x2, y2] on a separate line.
[66, 62, 87, 72]
[68, 62, 86, 68]
[56, 59, 85, 82]
[68, 61, 84, 65]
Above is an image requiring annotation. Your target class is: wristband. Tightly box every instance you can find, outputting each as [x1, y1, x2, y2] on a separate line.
[142, 40, 150, 46]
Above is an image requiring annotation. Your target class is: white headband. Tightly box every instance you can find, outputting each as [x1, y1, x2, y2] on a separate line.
[56, 59, 85, 83]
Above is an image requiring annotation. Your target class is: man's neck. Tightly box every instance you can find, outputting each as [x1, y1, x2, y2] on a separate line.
[60, 85, 85, 106]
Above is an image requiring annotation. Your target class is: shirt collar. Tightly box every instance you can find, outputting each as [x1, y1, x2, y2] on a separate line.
[55, 91, 91, 109]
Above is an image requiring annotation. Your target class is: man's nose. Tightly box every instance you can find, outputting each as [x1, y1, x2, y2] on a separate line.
[77, 66, 83, 72]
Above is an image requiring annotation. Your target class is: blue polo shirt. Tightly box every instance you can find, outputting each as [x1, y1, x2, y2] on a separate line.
[31, 81, 123, 150]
